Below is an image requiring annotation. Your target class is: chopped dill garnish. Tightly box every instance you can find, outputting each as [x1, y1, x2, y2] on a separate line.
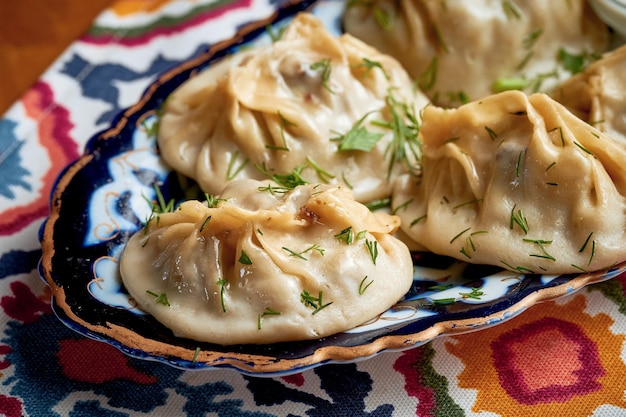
[204, 194, 226, 208]
[358, 276, 374, 295]
[578, 232, 596, 266]
[417, 56, 438, 91]
[310, 58, 334, 93]
[373, 7, 393, 31]
[545, 161, 557, 172]
[570, 264, 588, 273]
[267, 110, 295, 151]
[191, 347, 201, 365]
[141, 111, 162, 137]
[523, 29, 543, 50]
[226, 151, 249, 180]
[257, 307, 281, 330]
[459, 287, 484, 299]
[579, 232, 593, 252]
[365, 198, 391, 211]
[365, 239, 379, 265]
[410, 214, 427, 227]
[509, 205, 529, 234]
[485, 126, 498, 141]
[371, 90, 422, 179]
[587, 240, 596, 266]
[523, 239, 556, 261]
[341, 171, 353, 189]
[217, 279, 228, 312]
[432, 297, 456, 305]
[255, 162, 308, 190]
[282, 244, 325, 260]
[429, 284, 453, 291]
[450, 227, 471, 244]
[392, 198, 414, 214]
[500, 260, 535, 274]
[516, 150, 525, 177]
[265, 24, 286, 42]
[548, 126, 565, 146]
[432, 23, 449, 53]
[452, 198, 483, 210]
[335, 226, 355, 245]
[502, 1, 521, 19]
[151, 183, 175, 213]
[527, 70, 558, 93]
[257, 183, 291, 195]
[354, 58, 390, 79]
[445, 91, 469, 106]
[199, 215, 211, 232]
[306, 157, 335, 183]
[301, 290, 332, 314]
[573, 141, 593, 155]
[143, 183, 176, 233]
[146, 290, 170, 306]
[278, 111, 297, 129]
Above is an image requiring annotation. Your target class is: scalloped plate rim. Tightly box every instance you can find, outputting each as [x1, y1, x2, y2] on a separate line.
[37, 0, 625, 377]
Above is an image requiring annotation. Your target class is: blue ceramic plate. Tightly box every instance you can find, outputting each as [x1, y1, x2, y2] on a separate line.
[39, 0, 626, 377]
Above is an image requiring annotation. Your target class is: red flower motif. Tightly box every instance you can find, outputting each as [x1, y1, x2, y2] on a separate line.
[56, 338, 157, 385]
[0, 282, 51, 323]
[281, 373, 305, 387]
[0, 395, 23, 417]
[0, 82, 78, 236]
[491, 317, 604, 404]
[394, 347, 437, 417]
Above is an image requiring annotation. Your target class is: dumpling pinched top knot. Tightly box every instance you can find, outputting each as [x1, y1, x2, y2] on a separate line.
[393, 91, 626, 274]
[158, 13, 428, 204]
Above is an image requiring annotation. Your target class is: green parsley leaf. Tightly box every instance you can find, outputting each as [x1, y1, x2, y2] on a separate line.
[332, 113, 384, 152]
[238, 250, 252, 265]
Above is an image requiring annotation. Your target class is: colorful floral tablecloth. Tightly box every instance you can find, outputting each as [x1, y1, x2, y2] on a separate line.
[1, 0, 626, 415]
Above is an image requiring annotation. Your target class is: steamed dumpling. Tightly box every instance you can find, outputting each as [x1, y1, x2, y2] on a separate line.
[552, 44, 626, 146]
[343, 0, 609, 107]
[157, 13, 428, 204]
[120, 179, 413, 345]
[392, 90, 626, 274]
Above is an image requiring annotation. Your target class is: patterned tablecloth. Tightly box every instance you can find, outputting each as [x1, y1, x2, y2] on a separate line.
[1, 0, 626, 415]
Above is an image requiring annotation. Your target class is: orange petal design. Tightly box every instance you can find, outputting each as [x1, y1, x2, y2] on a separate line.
[110, 0, 178, 16]
[445, 294, 626, 416]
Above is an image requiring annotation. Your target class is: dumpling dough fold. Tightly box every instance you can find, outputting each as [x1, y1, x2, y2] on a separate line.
[552, 44, 626, 147]
[120, 180, 413, 345]
[393, 90, 626, 274]
[343, 0, 609, 107]
[158, 13, 428, 203]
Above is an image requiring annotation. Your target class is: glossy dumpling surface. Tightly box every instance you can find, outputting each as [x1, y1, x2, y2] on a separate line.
[343, 0, 609, 107]
[120, 180, 414, 345]
[552, 44, 626, 147]
[157, 13, 428, 203]
[393, 91, 626, 274]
